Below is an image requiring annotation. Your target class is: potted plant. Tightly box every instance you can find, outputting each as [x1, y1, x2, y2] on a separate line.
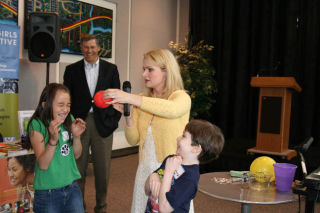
[169, 39, 217, 120]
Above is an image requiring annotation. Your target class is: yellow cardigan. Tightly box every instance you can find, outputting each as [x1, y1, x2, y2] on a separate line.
[125, 90, 191, 163]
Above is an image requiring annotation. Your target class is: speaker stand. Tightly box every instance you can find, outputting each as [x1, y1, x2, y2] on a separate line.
[46, 62, 50, 85]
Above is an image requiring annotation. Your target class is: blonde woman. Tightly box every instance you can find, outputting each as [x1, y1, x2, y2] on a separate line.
[104, 49, 193, 212]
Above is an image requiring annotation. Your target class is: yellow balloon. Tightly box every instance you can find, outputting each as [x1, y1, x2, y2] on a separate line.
[250, 156, 276, 182]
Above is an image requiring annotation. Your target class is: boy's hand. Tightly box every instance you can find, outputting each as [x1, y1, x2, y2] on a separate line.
[149, 173, 161, 199]
[71, 118, 86, 137]
[165, 156, 182, 174]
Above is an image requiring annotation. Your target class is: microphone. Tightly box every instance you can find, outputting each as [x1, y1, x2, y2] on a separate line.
[295, 136, 314, 153]
[301, 136, 314, 153]
[295, 136, 314, 178]
[122, 81, 131, 116]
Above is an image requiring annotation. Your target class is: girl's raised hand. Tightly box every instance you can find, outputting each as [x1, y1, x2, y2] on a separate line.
[48, 119, 62, 142]
[71, 118, 86, 137]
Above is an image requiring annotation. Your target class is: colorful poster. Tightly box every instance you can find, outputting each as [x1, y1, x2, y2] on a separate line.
[0, 0, 18, 26]
[0, 24, 20, 79]
[25, 0, 114, 58]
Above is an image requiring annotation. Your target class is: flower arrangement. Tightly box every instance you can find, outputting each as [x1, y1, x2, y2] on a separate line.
[169, 39, 217, 119]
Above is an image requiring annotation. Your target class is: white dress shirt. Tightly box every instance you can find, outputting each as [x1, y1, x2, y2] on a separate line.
[84, 58, 99, 112]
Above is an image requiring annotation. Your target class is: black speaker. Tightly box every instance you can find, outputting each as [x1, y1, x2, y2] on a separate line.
[28, 12, 61, 63]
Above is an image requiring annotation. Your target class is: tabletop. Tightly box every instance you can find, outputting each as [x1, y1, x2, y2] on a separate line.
[198, 172, 299, 205]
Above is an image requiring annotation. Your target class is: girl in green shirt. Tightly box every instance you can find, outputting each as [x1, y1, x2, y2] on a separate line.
[24, 83, 86, 213]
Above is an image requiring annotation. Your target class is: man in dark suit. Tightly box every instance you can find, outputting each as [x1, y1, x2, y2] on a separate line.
[63, 34, 121, 213]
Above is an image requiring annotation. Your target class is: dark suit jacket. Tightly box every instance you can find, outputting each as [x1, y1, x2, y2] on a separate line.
[63, 59, 122, 138]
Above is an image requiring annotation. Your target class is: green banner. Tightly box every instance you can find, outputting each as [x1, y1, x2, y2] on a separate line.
[0, 93, 18, 141]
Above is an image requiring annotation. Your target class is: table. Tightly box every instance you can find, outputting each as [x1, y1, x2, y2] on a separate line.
[198, 172, 299, 213]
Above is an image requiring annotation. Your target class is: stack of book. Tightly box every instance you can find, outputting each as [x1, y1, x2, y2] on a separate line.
[0, 142, 28, 158]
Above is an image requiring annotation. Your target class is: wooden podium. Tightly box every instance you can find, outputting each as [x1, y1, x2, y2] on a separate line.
[247, 77, 302, 160]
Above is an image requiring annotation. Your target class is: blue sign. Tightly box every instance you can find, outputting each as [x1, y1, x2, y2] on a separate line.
[0, 24, 20, 79]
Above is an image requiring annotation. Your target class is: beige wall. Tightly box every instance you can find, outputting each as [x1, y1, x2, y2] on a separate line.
[17, 0, 189, 149]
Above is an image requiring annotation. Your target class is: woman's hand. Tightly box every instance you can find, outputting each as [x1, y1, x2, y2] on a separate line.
[113, 103, 134, 127]
[112, 103, 134, 115]
[103, 89, 129, 104]
[71, 118, 86, 137]
[103, 89, 142, 107]
[112, 103, 124, 114]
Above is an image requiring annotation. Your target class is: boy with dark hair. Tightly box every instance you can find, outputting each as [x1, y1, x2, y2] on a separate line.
[144, 119, 225, 213]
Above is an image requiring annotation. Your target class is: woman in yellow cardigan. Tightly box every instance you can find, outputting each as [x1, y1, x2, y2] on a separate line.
[104, 49, 191, 213]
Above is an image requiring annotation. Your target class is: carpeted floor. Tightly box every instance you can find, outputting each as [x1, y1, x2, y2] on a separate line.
[84, 153, 319, 213]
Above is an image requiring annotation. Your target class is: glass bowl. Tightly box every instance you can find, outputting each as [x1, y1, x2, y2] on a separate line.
[248, 172, 272, 191]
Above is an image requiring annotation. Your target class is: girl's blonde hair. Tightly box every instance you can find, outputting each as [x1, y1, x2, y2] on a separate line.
[143, 49, 184, 99]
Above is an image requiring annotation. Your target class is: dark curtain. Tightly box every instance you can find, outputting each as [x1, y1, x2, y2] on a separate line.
[189, 0, 320, 148]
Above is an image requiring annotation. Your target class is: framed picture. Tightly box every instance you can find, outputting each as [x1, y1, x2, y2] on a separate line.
[24, 0, 116, 61]
[0, 0, 18, 26]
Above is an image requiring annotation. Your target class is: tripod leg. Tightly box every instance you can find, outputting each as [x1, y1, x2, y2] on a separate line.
[305, 189, 317, 213]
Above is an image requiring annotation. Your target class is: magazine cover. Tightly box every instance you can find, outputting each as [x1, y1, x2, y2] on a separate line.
[0, 154, 35, 213]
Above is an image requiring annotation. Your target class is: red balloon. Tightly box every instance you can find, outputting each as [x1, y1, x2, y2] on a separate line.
[93, 90, 113, 108]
